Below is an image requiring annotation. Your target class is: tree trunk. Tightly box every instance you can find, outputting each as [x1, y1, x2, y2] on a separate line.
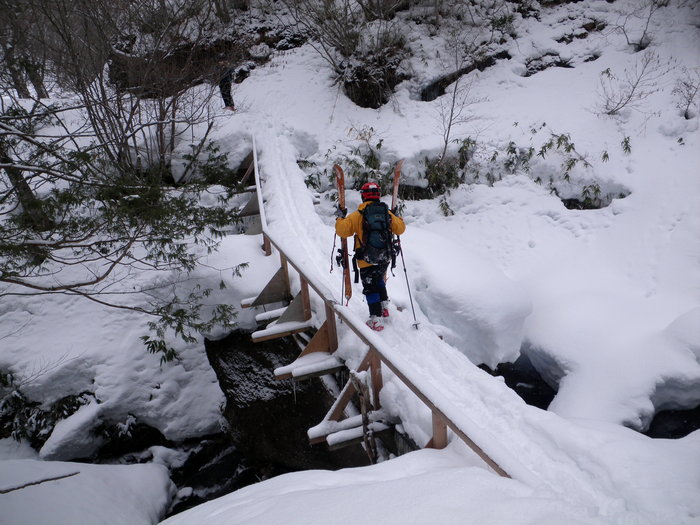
[169, 97, 177, 161]
[1, 150, 54, 232]
[25, 61, 49, 99]
[4, 47, 31, 98]
[157, 98, 167, 171]
[213, 0, 231, 22]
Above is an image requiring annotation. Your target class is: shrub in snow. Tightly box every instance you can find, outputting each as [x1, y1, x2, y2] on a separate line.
[341, 45, 408, 108]
[672, 67, 700, 120]
[595, 50, 669, 116]
[277, 0, 407, 107]
[308, 126, 397, 196]
[421, 155, 463, 197]
[612, 0, 669, 52]
[0, 371, 94, 450]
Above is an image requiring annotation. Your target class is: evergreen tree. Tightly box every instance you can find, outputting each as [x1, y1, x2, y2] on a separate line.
[0, 103, 245, 359]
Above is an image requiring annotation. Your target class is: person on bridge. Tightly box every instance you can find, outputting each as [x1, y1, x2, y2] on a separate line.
[335, 181, 406, 331]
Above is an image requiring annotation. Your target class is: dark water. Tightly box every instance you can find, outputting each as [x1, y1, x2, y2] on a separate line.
[484, 353, 700, 439]
[94, 424, 269, 518]
[643, 405, 700, 439]
[481, 353, 557, 410]
[166, 433, 284, 516]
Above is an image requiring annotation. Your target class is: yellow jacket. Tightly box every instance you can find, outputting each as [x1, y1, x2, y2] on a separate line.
[335, 201, 406, 268]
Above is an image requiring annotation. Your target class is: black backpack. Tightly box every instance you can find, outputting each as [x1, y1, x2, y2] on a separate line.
[356, 201, 393, 265]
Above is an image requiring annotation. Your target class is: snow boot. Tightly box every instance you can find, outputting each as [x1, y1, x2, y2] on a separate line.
[381, 300, 390, 318]
[366, 315, 384, 331]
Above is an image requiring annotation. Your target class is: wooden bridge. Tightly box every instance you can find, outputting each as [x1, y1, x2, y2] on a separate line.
[235, 140, 510, 477]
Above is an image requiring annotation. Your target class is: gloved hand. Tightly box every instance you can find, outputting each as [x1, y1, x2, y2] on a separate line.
[335, 205, 347, 218]
[391, 206, 399, 216]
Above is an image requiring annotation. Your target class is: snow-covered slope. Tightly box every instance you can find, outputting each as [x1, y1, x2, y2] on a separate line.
[1, 0, 699, 523]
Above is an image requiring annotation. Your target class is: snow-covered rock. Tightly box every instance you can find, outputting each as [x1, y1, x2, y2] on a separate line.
[0, 459, 174, 525]
[406, 227, 531, 368]
[39, 401, 104, 460]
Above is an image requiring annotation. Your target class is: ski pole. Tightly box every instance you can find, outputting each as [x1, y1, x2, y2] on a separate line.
[396, 237, 419, 329]
[330, 233, 337, 273]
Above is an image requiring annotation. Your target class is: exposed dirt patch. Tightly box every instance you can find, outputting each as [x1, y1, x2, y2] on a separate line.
[421, 51, 512, 101]
[555, 18, 607, 43]
[523, 52, 573, 77]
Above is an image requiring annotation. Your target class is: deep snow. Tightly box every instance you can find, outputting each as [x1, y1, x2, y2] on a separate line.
[1, 0, 699, 524]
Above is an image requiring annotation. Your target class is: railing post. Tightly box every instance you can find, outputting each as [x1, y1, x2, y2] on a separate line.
[324, 303, 338, 352]
[369, 348, 383, 410]
[262, 233, 272, 256]
[279, 253, 291, 297]
[300, 277, 312, 321]
[352, 371, 379, 464]
[430, 412, 448, 449]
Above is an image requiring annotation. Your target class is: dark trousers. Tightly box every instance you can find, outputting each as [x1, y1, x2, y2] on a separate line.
[360, 263, 388, 317]
[219, 72, 234, 107]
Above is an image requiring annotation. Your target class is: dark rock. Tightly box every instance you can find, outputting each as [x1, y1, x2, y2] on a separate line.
[480, 353, 557, 410]
[109, 38, 252, 99]
[205, 330, 369, 471]
[97, 420, 171, 459]
[523, 53, 573, 77]
[167, 433, 272, 516]
[488, 350, 700, 440]
[540, 0, 585, 5]
[107, 23, 308, 99]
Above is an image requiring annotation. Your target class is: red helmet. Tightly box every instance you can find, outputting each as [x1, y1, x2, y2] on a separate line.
[360, 181, 381, 201]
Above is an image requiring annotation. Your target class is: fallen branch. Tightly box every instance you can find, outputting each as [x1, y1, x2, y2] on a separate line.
[0, 471, 80, 494]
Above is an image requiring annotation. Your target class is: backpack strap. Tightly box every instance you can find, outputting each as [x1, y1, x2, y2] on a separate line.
[355, 207, 368, 258]
[352, 252, 360, 283]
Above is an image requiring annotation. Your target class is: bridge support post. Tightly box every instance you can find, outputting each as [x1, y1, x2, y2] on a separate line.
[300, 277, 311, 321]
[279, 253, 291, 297]
[324, 303, 338, 352]
[262, 233, 272, 256]
[428, 413, 448, 449]
[369, 349, 383, 410]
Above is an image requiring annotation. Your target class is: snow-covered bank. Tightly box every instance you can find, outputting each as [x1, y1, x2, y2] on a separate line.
[1, 456, 173, 525]
[0, 234, 282, 460]
[160, 430, 700, 525]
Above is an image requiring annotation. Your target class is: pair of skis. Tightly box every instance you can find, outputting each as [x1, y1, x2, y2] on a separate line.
[333, 160, 404, 301]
